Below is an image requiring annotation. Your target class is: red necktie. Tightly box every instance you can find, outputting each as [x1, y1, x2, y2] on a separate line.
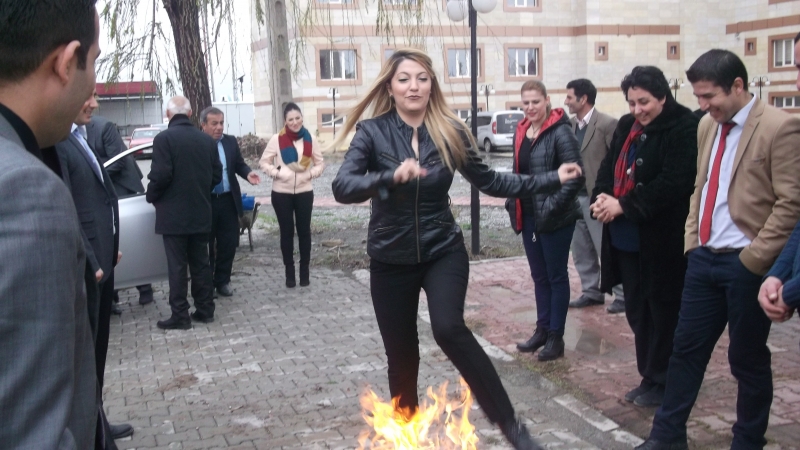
[699, 122, 735, 246]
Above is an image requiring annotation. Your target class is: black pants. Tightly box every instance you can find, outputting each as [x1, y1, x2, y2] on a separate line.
[96, 273, 115, 389]
[209, 193, 240, 287]
[616, 249, 681, 386]
[271, 191, 313, 266]
[369, 247, 515, 425]
[163, 234, 215, 321]
[651, 248, 772, 449]
[113, 284, 153, 303]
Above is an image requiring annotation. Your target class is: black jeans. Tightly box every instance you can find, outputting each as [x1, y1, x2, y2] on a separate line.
[615, 249, 681, 386]
[271, 191, 313, 266]
[209, 193, 240, 287]
[369, 247, 515, 425]
[163, 234, 215, 321]
[651, 247, 772, 449]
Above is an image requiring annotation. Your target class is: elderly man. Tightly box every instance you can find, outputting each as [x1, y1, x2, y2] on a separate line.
[199, 106, 260, 297]
[0, 1, 100, 448]
[147, 96, 222, 329]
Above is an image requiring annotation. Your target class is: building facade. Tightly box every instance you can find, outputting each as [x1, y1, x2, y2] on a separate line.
[250, 0, 800, 150]
[96, 81, 163, 137]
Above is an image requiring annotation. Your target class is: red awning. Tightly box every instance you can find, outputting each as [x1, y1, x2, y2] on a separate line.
[96, 81, 158, 97]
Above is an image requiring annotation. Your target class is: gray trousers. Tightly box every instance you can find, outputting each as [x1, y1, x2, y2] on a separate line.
[571, 195, 624, 302]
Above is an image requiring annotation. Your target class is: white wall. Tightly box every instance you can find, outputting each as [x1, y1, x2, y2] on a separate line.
[212, 102, 256, 136]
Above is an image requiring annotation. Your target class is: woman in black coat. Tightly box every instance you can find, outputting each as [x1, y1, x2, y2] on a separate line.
[591, 66, 698, 407]
[512, 80, 585, 362]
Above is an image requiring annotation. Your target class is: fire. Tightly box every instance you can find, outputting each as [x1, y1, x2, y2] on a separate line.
[357, 378, 479, 449]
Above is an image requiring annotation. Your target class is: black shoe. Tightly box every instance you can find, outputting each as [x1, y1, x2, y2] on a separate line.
[299, 264, 310, 287]
[285, 264, 296, 288]
[537, 331, 565, 361]
[501, 419, 544, 450]
[216, 283, 233, 297]
[111, 304, 123, 315]
[607, 298, 625, 314]
[138, 291, 154, 305]
[624, 380, 655, 402]
[110, 423, 134, 439]
[634, 438, 689, 450]
[190, 311, 215, 323]
[569, 295, 604, 308]
[516, 328, 548, 353]
[634, 384, 665, 407]
[156, 316, 191, 330]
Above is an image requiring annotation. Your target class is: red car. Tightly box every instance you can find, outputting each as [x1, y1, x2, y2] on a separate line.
[128, 127, 163, 159]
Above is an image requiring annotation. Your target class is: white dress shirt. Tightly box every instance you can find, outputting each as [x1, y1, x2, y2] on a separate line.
[698, 95, 757, 249]
[577, 107, 595, 130]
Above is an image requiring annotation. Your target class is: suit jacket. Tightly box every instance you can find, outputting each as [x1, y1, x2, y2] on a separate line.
[86, 116, 144, 196]
[146, 114, 222, 235]
[56, 133, 120, 286]
[0, 114, 97, 449]
[685, 98, 800, 275]
[218, 134, 253, 217]
[571, 109, 617, 195]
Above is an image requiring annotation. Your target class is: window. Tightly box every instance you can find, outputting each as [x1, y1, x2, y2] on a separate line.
[506, 0, 536, 6]
[447, 49, 481, 78]
[667, 42, 680, 60]
[595, 42, 608, 61]
[321, 113, 345, 127]
[319, 49, 357, 80]
[383, 0, 417, 4]
[384, 48, 395, 61]
[507, 48, 538, 77]
[773, 38, 794, 68]
[318, 0, 353, 3]
[745, 38, 757, 56]
[774, 95, 800, 108]
[454, 108, 483, 122]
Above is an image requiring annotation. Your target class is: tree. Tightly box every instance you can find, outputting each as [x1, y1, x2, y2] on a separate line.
[99, 0, 237, 126]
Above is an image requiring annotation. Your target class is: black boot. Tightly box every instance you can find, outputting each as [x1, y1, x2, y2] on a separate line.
[516, 327, 548, 353]
[285, 264, 296, 288]
[501, 419, 544, 450]
[299, 263, 310, 287]
[537, 331, 565, 361]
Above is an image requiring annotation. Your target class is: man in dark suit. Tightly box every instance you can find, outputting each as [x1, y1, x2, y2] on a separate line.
[147, 96, 222, 330]
[0, 1, 100, 448]
[563, 79, 625, 313]
[86, 115, 154, 307]
[56, 90, 134, 441]
[199, 107, 261, 297]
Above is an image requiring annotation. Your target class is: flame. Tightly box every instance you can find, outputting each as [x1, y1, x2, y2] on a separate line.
[358, 378, 479, 449]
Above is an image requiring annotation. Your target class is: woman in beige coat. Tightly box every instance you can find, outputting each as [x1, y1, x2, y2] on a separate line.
[259, 103, 325, 287]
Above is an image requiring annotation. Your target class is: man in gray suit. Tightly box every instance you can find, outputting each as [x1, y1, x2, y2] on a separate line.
[56, 90, 134, 441]
[86, 114, 155, 307]
[564, 79, 626, 313]
[0, 1, 101, 448]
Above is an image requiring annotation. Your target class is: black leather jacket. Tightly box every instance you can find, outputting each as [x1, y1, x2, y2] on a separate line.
[332, 111, 562, 264]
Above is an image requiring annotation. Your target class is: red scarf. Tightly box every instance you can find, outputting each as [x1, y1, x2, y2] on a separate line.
[613, 121, 644, 198]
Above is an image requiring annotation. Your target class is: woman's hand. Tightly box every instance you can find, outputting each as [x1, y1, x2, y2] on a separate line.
[557, 163, 582, 184]
[591, 193, 623, 223]
[393, 158, 428, 184]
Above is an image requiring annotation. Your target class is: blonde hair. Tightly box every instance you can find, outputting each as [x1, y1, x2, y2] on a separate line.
[329, 48, 475, 171]
[520, 80, 551, 116]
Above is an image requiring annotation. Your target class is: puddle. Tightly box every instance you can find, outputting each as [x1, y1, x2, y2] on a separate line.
[564, 321, 616, 356]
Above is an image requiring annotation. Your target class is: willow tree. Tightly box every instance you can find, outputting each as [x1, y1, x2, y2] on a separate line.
[99, 0, 238, 126]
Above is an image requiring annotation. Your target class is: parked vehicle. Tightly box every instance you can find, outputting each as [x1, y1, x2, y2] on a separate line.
[128, 127, 163, 159]
[104, 143, 169, 289]
[466, 110, 525, 152]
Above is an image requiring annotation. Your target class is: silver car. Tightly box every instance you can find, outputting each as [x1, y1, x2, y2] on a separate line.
[104, 143, 169, 289]
[467, 110, 525, 152]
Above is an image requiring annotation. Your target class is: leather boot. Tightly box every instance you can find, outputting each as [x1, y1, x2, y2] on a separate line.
[537, 331, 565, 361]
[285, 264, 296, 288]
[516, 327, 548, 353]
[299, 263, 310, 287]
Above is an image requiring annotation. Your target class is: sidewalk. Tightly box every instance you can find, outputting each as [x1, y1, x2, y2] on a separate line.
[463, 257, 800, 450]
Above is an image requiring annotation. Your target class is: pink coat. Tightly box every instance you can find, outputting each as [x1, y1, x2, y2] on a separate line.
[259, 133, 325, 194]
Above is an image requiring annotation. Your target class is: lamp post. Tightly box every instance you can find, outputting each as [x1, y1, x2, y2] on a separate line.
[750, 76, 770, 99]
[447, 0, 496, 255]
[480, 84, 495, 111]
[326, 87, 341, 141]
[668, 78, 684, 99]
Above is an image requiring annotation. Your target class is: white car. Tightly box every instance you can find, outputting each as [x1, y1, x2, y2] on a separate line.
[467, 110, 525, 152]
[104, 143, 169, 289]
